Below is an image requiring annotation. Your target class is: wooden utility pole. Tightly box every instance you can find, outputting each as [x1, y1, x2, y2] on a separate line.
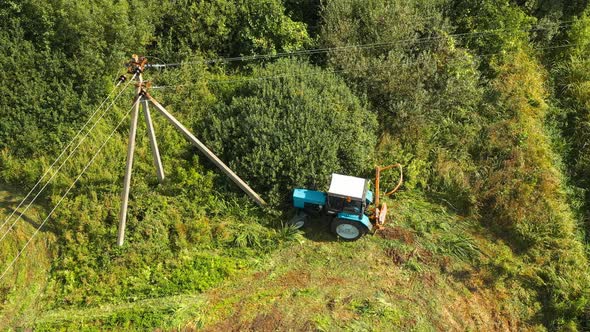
[116, 55, 266, 246]
[117, 72, 142, 246]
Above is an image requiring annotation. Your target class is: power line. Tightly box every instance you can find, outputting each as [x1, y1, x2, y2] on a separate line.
[149, 42, 581, 90]
[146, 21, 576, 68]
[0, 75, 131, 235]
[0, 97, 142, 283]
[150, 69, 346, 89]
[0, 75, 136, 244]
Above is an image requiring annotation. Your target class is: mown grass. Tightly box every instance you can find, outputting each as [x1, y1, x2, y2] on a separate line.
[179, 193, 519, 331]
[32, 294, 205, 331]
[27, 192, 535, 330]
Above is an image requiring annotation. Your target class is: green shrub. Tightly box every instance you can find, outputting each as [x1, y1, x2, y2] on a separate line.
[475, 47, 590, 330]
[200, 59, 377, 207]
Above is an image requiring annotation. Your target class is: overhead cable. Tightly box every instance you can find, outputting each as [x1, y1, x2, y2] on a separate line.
[0, 74, 136, 244]
[0, 75, 129, 235]
[150, 42, 580, 90]
[146, 21, 576, 68]
[0, 97, 142, 283]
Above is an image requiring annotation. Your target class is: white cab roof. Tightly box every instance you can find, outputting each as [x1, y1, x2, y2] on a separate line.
[328, 173, 366, 199]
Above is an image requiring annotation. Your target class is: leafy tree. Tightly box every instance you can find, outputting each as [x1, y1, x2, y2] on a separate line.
[450, 0, 535, 62]
[515, 0, 588, 21]
[284, 0, 322, 36]
[0, 0, 155, 156]
[153, 0, 311, 61]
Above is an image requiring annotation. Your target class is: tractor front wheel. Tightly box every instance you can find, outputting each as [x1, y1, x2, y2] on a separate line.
[331, 218, 367, 241]
[288, 210, 307, 229]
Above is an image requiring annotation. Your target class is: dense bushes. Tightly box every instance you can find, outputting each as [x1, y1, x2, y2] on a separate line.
[321, 0, 482, 211]
[48, 168, 290, 306]
[552, 13, 590, 200]
[320, 0, 590, 328]
[0, 0, 310, 156]
[453, 1, 590, 328]
[0, 0, 153, 156]
[199, 60, 377, 207]
[477, 50, 589, 327]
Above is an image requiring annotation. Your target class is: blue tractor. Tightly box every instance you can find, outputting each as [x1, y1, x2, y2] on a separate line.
[290, 165, 403, 241]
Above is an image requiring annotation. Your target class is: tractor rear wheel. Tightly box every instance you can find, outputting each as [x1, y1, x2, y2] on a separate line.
[331, 218, 367, 241]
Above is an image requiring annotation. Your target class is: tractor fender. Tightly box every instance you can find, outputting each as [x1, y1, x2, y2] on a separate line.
[336, 212, 372, 231]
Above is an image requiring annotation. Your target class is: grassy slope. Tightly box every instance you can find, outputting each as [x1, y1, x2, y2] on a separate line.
[27, 193, 531, 331]
[190, 195, 520, 331]
[0, 186, 54, 329]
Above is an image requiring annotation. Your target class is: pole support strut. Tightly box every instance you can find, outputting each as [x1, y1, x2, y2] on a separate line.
[145, 93, 267, 207]
[143, 99, 165, 183]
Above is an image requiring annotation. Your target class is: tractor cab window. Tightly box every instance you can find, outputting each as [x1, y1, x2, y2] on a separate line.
[343, 199, 362, 214]
[327, 195, 344, 212]
[327, 195, 363, 215]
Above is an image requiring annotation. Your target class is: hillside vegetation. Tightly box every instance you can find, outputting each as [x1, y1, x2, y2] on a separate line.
[2, 0, 590, 330]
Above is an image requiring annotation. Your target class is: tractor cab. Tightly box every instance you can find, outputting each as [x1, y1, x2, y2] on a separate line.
[324, 174, 374, 240]
[325, 174, 371, 217]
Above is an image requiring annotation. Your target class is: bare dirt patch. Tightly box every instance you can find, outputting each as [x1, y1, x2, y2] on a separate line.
[248, 307, 284, 331]
[385, 247, 407, 265]
[443, 291, 516, 331]
[378, 226, 415, 244]
[385, 247, 434, 266]
[415, 248, 434, 264]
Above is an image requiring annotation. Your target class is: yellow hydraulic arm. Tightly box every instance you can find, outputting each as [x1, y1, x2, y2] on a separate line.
[372, 164, 403, 229]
